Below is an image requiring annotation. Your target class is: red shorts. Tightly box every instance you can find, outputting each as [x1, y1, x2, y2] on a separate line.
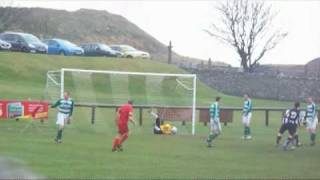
[118, 124, 128, 135]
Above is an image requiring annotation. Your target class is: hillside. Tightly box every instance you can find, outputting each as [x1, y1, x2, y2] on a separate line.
[0, 7, 205, 64]
[0, 52, 289, 107]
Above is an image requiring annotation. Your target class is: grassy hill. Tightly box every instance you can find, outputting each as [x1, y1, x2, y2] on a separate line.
[0, 7, 209, 64]
[1, 52, 319, 179]
[0, 51, 290, 107]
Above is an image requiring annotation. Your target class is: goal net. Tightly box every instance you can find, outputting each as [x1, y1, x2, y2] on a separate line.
[45, 68, 197, 135]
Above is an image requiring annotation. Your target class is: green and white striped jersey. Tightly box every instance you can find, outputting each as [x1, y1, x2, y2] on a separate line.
[52, 98, 74, 116]
[210, 102, 220, 120]
[243, 99, 252, 116]
[306, 103, 317, 121]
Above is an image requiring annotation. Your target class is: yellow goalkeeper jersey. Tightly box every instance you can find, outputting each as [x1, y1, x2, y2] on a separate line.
[160, 123, 173, 134]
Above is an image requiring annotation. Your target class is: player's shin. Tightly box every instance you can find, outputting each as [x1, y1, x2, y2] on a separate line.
[310, 133, 316, 145]
[207, 133, 214, 143]
[276, 135, 282, 145]
[112, 137, 121, 151]
[284, 136, 293, 148]
[120, 133, 128, 144]
[56, 126, 64, 140]
[244, 126, 249, 136]
[294, 134, 299, 146]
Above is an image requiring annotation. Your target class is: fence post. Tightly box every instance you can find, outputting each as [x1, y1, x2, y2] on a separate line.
[139, 108, 143, 126]
[168, 41, 172, 64]
[91, 106, 96, 124]
[265, 110, 269, 126]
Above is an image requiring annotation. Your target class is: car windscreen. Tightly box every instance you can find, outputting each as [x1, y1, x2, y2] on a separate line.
[59, 40, 78, 47]
[99, 44, 113, 51]
[122, 46, 136, 51]
[22, 34, 42, 44]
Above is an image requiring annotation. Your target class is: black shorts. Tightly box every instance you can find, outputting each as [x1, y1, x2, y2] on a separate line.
[279, 124, 297, 136]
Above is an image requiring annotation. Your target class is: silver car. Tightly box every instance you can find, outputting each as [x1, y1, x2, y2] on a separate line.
[110, 45, 150, 59]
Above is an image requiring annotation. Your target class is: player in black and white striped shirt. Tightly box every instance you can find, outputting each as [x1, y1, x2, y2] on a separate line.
[276, 102, 300, 150]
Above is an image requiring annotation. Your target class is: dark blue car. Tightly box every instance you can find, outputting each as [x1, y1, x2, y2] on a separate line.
[80, 43, 123, 57]
[0, 32, 47, 53]
[43, 38, 84, 56]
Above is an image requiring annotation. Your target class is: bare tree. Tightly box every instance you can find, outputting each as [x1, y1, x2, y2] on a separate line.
[205, 0, 287, 72]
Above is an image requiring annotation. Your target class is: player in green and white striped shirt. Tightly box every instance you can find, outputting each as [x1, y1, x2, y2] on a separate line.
[242, 94, 253, 140]
[206, 97, 222, 148]
[51, 92, 74, 143]
[305, 97, 318, 146]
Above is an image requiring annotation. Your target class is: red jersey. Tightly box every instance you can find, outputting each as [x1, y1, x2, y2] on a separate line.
[118, 103, 133, 125]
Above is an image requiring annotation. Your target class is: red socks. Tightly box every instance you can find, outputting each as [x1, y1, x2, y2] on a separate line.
[112, 137, 121, 150]
[112, 133, 128, 150]
[120, 133, 128, 144]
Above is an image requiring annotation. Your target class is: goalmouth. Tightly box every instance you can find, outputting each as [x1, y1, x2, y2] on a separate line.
[45, 68, 197, 135]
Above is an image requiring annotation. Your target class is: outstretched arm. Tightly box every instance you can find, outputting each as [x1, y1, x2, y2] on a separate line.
[51, 100, 61, 108]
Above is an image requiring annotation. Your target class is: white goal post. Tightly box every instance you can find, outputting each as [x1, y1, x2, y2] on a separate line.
[47, 68, 197, 135]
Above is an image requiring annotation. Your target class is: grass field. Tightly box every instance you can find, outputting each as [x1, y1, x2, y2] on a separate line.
[0, 52, 319, 179]
[1, 111, 319, 179]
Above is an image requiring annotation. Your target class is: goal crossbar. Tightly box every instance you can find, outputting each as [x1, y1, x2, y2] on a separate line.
[61, 68, 196, 78]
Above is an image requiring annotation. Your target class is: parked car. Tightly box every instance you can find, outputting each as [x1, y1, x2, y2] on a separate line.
[0, 39, 11, 50]
[110, 45, 150, 59]
[80, 43, 123, 57]
[43, 38, 84, 56]
[0, 32, 47, 53]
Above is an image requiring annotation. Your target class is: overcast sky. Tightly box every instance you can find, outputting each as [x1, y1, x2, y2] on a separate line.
[3, 0, 320, 66]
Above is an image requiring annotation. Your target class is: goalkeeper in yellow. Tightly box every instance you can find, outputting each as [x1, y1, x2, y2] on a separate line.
[206, 96, 222, 148]
[148, 109, 177, 135]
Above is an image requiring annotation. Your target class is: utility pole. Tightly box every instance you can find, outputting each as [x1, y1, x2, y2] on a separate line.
[168, 41, 172, 64]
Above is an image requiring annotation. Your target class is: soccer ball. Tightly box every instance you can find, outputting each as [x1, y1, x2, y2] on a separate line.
[171, 126, 178, 134]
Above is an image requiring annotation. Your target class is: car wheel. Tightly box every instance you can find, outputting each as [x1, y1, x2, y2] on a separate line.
[59, 51, 66, 56]
[126, 55, 133, 58]
[22, 47, 30, 53]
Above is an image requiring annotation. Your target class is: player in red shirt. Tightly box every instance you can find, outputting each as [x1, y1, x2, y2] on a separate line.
[112, 100, 136, 152]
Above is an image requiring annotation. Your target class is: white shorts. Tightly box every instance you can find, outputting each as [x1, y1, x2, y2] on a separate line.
[242, 112, 252, 126]
[210, 118, 222, 134]
[56, 112, 70, 126]
[306, 117, 318, 130]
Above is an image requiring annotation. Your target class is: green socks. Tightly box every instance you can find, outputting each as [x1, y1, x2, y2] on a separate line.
[207, 133, 219, 143]
[56, 129, 63, 140]
[244, 127, 251, 136]
[311, 133, 316, 144]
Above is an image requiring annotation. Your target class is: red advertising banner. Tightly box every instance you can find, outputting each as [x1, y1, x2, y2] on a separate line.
[0, 100, 49, 120]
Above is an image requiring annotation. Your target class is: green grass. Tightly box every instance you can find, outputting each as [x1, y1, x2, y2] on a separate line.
[0, 110, 319, 179]
[0, 52, 318, 179]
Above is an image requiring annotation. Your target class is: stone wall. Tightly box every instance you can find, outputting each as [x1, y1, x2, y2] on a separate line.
[185, 67, 320, 101]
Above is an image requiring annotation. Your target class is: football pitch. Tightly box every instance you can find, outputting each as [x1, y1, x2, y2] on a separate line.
[1, 110, 320, 179]
[0, 52, 319, 179]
